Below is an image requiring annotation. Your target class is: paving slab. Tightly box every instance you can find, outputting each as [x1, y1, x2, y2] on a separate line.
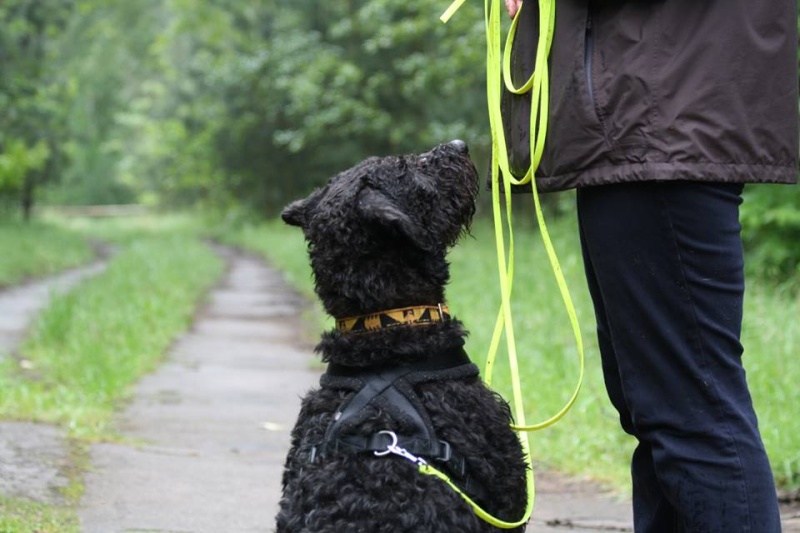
[529, 470, 632, 532]
[0, 422, 72, 505]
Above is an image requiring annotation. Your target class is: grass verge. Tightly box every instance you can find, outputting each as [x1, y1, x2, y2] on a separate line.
[0, 496, 79, 533]
[218, 212, 800, 494]
[742, 280, 800, 491]
[0, 220, 94, 287]
[0, 233, 223, 439]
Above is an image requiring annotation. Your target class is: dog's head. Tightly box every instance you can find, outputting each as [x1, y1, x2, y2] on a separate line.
[282, 140, 478, 317]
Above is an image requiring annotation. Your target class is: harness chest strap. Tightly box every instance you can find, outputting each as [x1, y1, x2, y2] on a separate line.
[309, 432, 484, 498]
[311, 349, 487, 500]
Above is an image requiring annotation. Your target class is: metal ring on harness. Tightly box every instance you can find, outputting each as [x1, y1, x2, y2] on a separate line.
[373, 430, 398, 457]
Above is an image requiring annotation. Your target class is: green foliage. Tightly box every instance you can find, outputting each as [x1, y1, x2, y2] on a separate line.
[1, 0, 489, 212]
[0, 219, 93, 286]
[0, 0, 76, 211]
[741, 185, 800, 279]
[1, 1, 797, 271]
[0, 233, 223, 439]
[0, 139, 49, 189]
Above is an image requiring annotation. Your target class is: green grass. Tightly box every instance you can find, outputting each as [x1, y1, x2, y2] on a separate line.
[47, 212, 207, 245]
[0, 496, 79, 533]
[218, 212, 800, 495]
[0, 220, 94, 287]
[0, 233, 223, 439]
[742, 280, 800, 491]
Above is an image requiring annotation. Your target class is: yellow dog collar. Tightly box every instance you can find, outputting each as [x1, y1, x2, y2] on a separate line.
[336, 304, 450, 333]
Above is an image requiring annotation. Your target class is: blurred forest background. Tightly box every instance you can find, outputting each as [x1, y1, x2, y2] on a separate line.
[0, 0, 487, 213]
[1, 0, 798, 278]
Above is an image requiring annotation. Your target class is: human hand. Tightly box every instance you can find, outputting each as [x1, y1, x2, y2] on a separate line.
[504, 0, 523, 18]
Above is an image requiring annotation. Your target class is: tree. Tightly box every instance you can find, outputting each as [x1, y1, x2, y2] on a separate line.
[0, 0, 74, 219]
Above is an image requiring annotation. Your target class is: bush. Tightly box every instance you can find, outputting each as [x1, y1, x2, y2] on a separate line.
[740, 185, 800, 281]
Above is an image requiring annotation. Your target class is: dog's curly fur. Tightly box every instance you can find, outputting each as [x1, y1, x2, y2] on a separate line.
[276, 141, 529, 532]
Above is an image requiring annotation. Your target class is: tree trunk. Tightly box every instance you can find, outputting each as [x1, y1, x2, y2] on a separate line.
[22, 173, 34, 222]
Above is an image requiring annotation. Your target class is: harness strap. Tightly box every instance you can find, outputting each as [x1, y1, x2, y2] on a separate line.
[321, 363, 431, 445]
[313, 434, 456, 471]
[312, 348, 487, 501]
[324, 346, 474, 381]
[310, 432, 487, 501]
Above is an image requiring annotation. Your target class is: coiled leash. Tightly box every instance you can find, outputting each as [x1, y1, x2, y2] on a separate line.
[414, 0, 585, 528]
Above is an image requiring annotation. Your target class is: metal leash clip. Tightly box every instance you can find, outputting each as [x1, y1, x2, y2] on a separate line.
[374, 430, 428, 467]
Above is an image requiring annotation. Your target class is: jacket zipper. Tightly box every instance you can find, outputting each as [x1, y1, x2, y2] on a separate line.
[585, 10, 596, 110]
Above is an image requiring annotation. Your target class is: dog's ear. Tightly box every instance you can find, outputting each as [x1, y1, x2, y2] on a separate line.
[358, 188, 430, 250]
[282, 189, 322, 228]
[281, 198, 310, 227]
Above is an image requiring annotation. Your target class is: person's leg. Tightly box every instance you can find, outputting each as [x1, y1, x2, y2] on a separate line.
[578, 214, 681, 532]
[576, 181, 780, 533]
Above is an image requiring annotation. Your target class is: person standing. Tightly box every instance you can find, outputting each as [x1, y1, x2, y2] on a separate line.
[504, 0, 798, 531]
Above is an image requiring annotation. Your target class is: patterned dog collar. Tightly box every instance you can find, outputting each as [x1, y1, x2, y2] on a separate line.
[336, 304, 450, 333]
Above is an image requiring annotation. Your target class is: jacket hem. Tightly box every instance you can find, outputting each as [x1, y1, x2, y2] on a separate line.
[534, 162, 799, 193]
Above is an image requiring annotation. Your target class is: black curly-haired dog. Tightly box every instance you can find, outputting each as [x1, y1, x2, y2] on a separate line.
[276, 140, 528, 532]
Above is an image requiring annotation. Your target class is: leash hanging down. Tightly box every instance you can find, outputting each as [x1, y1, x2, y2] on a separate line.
[436, 0, 585, 528]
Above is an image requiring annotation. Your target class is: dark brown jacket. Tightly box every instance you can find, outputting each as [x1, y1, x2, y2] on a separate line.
[532, 0, 799, 192]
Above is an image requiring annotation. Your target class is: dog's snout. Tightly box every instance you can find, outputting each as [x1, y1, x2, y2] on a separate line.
[449, 139, 468, 154]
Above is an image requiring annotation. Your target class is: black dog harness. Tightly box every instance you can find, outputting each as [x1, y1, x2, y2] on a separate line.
[309, 347, 487, 500]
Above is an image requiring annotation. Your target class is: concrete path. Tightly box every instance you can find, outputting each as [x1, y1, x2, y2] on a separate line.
[0, 259, 108, 507]
[78, 248, 318, 533]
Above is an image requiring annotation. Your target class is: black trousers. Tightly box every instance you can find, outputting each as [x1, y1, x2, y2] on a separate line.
[576, 181, 781, 533]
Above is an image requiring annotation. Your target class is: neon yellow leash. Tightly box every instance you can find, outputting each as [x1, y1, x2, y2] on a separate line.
[484, 0, 584, 434]
[434, 0, 585, 528]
